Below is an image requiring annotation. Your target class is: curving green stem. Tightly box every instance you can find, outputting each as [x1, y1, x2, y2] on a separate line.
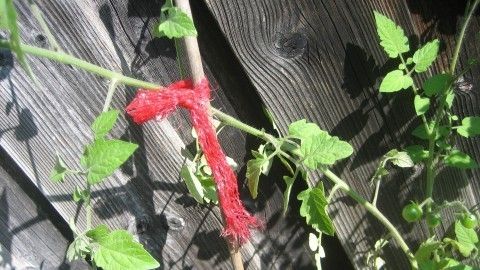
[0, 39, 417, 267]
[423, 0, 479, 220]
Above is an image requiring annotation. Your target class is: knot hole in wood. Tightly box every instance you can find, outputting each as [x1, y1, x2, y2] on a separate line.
[274, 32, 307, 59]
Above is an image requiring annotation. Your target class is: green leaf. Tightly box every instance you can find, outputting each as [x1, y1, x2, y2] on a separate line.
[423, 74, 453, 97]
[411, 124, 448, 140]
[67, 236, 91, 261]
[413, 39, 440, 72]
[83, 139, 138, 184]
[454, 220, 478, 257]
[50, 155, 69, 182]
[198, 176, 218, 204]
[445, 150, 478, 169]
[297, 185, 335, 235]
[414, 95, 430, 116]
[405, 145, 429, 163]
[443, 258, 479, 270]
[246, 151, 270, 199]
[72, 187, 90, 203]
[445, 91, 455, 109]
[154, 7, 197, 39]
[379, 70, 413, 92]
[92, 230, 160, 270]
[457, 117, 480, 138]
[282, 175, 296, 215]
[91, 110, 119, 139]
[414, 240, 441, 263]
[373, 11, 409, 58]
[86, 224, 110, 242]
[387, 150, 414, 168]
[288, 120, 353, 169]
[180, 164, 204, 203]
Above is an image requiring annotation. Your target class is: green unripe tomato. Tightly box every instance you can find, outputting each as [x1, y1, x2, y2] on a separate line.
[426, 212, 441, 228]
[461, 213, 478, 229]
[402, 203, 423, 223]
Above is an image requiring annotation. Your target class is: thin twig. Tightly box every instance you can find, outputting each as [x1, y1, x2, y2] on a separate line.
[173, 0, 244, 269]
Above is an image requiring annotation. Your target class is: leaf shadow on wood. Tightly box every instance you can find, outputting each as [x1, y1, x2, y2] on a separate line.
[0, 48, 13, 81]
[406, 0, 471, 42]
[123, 0, 177, 74]
[2, 76, 41, 191]
[337, 43, 418, 174]
[0, 147, 81, 269]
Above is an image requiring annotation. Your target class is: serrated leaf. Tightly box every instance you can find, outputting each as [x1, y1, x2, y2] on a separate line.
[91, 110, 119, 139]
[50, 155, 68, 182]
[445, 150, 478, 169]
[379, 70, 413, 92]
[442, 258, 479, 270]
[198, 176, 218, 204]
[92, 230, 160, 270]
[67, 236, 91, 262]
[83, 139, 138, 184]
[288, 120, 353, 169]
[374, 11, 409, 58]
[454, 221, 478, 257]
[297, 185, 335, 235]
[413, 39, 440, 72]
[246, 151, 269, 199]
[423, 74, 453, 97]
[180, 164, 204, 203]
[414, 241, 441, 263]
[405, 145, 429, 163]
[390, 151, 414, 168]
[414, 95, 430, 116]
[457, 117, 480, 138]
[86, 224, 110, 242]
[282, 175, 295, 215]
[154, 7, 197, 39]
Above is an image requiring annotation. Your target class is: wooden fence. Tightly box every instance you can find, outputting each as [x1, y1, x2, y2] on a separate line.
[0, 0, 478, 269]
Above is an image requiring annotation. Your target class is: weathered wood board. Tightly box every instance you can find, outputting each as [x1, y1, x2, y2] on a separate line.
[0, 148, 89, 269]
[200, 0, 480, 268]
[0, 0, 327, 269]
[0, 0, 479, 269]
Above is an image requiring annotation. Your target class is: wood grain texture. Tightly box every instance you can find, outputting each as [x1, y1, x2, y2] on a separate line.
[0, 0, 320, 269]
[202, 0, 480, 268]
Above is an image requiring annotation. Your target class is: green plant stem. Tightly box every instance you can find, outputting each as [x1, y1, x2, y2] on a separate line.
[102, 79, 119, 112]
[399, 54, 430, 132]
[0, 40, 158, 89]
[372, 178, 381, 207]
[423, 0, 479, 218]
[450, 0, 480, 75]
[323, 169, 417, 268]
[0, 39, 273, 143]
[0, 38, 417, 267]
[85, 183, 92, 231]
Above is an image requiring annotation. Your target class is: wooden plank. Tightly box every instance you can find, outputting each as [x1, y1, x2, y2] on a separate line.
[0, 0, 324, 269]
[0, 147, 89, 269]
[201, 0, 480, 268]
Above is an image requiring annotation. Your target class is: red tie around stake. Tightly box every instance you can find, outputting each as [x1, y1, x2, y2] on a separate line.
[126, 79, 260, 246]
